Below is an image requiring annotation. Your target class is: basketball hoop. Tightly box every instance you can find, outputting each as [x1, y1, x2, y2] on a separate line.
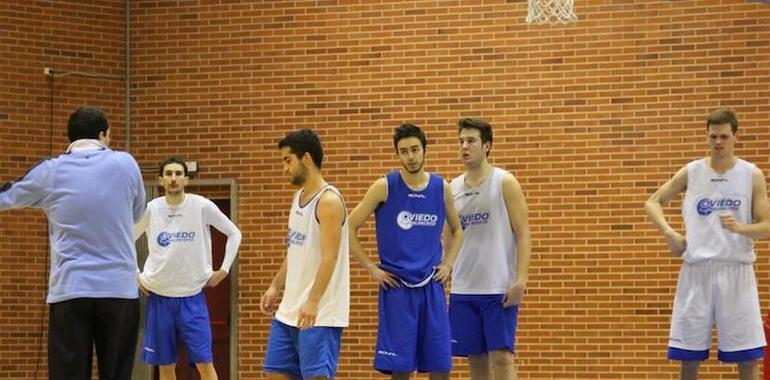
[526, 0, 577, 25]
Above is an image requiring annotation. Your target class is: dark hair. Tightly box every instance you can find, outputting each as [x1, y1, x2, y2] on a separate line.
[278, 129, 324, 168]
[457, 117, 493, 147]
[706, 109, 738, 134]
[67, 107, 109, 142]
[393, 123, 427, 151]
[159, 157, 188, 176]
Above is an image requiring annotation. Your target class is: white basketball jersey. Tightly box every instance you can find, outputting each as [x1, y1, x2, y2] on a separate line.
[276, 185, 350, 327]
[141, 194, 231, 297]
[682, 158, 755, 263]
[450, 167, 517, 294]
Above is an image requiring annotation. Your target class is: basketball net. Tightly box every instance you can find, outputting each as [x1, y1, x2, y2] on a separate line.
[526, 0, 578, 25]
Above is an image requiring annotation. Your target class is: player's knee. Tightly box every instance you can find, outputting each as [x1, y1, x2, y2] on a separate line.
[737, 359, 758, 371]
[158, 364, 177, 379]
[468, 353, 489, 365]
[488, 349, 515, 367]
[195, 362, 218, 380]
[428, 372, 450, 380]
[680, 360, 700, 375]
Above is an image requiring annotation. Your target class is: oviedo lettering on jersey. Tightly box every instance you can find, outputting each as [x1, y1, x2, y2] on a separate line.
[157, 231, 196, 247]
[460, 212, 490, 230]
[286, 227, 306, 247]
[696, 198, 742, 216]
[396, 211, 438, 230]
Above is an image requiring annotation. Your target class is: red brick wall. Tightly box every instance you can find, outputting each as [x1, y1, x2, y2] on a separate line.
[0, 1, 126, 378]
[3, 1, 770, 379]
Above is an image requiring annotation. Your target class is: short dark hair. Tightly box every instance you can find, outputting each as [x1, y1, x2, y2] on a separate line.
[393, 123, 427, 151]
[457, 117, 493, 147]
[159, 157, 188, 176]
[278, 129, 323, 169]
[706, 108, 738, 134]
[67, 107, 109, 142]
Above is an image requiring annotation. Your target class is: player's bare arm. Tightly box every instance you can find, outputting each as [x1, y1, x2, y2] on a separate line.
[645, 166, 688, 256]
[297, 190, 345, 329]
[720, 167, 770, 239]
[348, 177, 399, 288]
[434, 180, 463, 283]
[261, 259, 287, 316]
[502, 172, 531, 307]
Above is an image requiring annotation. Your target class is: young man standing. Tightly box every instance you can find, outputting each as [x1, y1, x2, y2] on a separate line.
[0, 107, 146, 380]
[645, 109, 770, 380]
[135, 157, 242, 380]
[348, 123, 464, 380]
[261, 129, 350, 380]
[449, 118, 531, 380]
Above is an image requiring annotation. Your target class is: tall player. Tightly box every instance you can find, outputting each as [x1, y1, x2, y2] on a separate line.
[448, 118, 531, 380]
[645, 109, 770, 380]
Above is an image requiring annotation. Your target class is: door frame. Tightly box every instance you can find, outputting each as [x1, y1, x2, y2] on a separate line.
[133, 178, 239, 380]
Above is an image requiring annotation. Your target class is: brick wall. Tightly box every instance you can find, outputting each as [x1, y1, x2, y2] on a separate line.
[2, 1, 770, 379]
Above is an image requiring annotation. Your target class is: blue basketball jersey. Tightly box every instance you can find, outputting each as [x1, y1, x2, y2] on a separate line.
[375, 171, 445, 284]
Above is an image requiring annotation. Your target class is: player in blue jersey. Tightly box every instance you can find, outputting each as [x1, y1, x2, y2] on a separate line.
[348, 123, 464, 379]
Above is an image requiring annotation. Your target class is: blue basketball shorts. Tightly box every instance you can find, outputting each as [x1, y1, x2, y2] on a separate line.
[264, 319, 343, 379]
[374, 280, 452, 374]
[449, 293, 519, 357]
[141, 292, 213, 366]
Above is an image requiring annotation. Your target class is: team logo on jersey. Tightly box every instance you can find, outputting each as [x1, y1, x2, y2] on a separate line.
[157, 231, 196, 247]
[696, 198, 742, 216]
[286, 227, 306, 247]
[460, 212, 490, 229]
[397, 211, 438, 230]
[407, 193, 426, 199]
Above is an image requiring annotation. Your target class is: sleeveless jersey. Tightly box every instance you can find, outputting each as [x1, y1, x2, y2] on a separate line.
[682, 158, 755, 263]
[374, 171, 445, 285]
[450, 167, 518, 294]
[276, 185, 350, 327]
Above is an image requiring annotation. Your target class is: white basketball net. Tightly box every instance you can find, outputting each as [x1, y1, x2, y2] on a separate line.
[526, 0, 578, 25]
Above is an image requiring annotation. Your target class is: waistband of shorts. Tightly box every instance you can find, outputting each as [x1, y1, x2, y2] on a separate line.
[398, 267, 437, 288]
